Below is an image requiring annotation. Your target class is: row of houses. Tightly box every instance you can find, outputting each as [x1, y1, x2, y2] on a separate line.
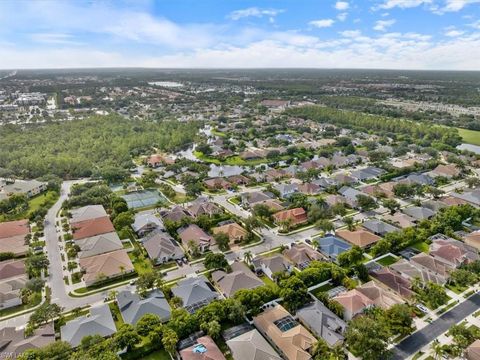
[68, 205, 134, 286]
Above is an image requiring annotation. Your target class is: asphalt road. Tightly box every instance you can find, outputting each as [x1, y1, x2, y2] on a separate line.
[391, 292, 480, 359]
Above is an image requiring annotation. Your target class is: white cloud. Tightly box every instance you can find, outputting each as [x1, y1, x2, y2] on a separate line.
[335, 1, 350, 10]
[228, 7, 284, 20]
[471, 20, 480, 29]
[309, 19, 335, 28]
[374, 19, 396, 31]
[340, 30, 362, 38]
[378, 0, 432, 9]
[30, 33, 81, 45]
[444, 28, 464, 37]
[442, 0, 480, 12]
[337, 12, 348, 21]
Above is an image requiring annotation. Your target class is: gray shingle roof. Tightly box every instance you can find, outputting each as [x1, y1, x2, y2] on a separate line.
[116, 290, 171, 325]
[297, 300, 346, 347]
[60, 304, 116, 347]
[226, 329, 282, 360]
[171, 276, 218, 312]
[76, 232, 123, 259]
[362, 220, 399, 236]
[141, 230, 184, 263]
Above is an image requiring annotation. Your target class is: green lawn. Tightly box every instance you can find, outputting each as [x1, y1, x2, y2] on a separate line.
[457, 128, 480, 146]
[446, 283, 468, 294]
[0, 190, 59, 222]
[259, 275, 278, 289]
[139, 350, 171, 360]
[108, 302, 124, 330]
[377, 255, 398, 266]
[411, 241, 430, 253]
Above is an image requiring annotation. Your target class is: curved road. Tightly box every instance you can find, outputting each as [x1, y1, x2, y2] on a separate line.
[391, 292, 480, 359]
[45, 181, 134, 312]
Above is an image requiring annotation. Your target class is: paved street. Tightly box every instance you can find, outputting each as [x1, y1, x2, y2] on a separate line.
[391, 292, 480, 360]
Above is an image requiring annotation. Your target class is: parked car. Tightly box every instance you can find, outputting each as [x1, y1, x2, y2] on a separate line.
[416, 304, 429, 314]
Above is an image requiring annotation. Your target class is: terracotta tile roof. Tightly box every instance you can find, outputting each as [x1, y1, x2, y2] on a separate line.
[79, 250, 134, 286]
[212, 223, 247, 242]
[72, 216, 115, 240]
[410, 253, 453, 278]
[253, 305, 316, 360]
[336, 229, 381, 248]
[178, 224, 212, 247]
[0, 260, 26, 280]
[179, 335, 226, 360]
[273, 208, 308, 226]
[0, 219, 29, 239]
[0, 234, 29, 256]
[370, 267, 414, 299]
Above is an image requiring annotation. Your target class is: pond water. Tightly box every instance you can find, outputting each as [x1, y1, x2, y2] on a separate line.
[457, 143, 480, 155]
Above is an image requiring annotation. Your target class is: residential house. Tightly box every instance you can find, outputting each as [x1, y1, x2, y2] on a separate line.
[390, 259, 445, 285]
[273, 208, 308, 227]
[187, 199, 222, 218]
[361, 182, 395, 199]
[429, 234, 479, 267]
[204, 177, 232, 191]
[317, 235, 352, 262]
[71, 216, 115, 241]
[362, 220, 399, 237]
[69, 205, 108, 223]
[297, 183, 322, 196]
[179, 335, 226, 360]
[333, 281, 403, 321]
[409, 253, 453, 284]
[0, 323, 55, 356]
[0, 260, 27, 310]
[466, 339, 480, 360]
[227, 174, 251, 186]
[464, 231, 480, 250]
[0, 179, 47, 199]
[383, 213, 417, 229]
[0, 219, 30, 256]
[116, 290, 171, 324]
[60, 304, 116, 347]
[369, 267, 414, 299]
[212, 222, 248, 245]
[336, 229, 381, 248]
[428, 164, 461, 179]
[212, 262, 263, 298]
[160, 206, 192, 223]
[76, 232, 123, 259]
[297, 300, 346, 347]
[79, 249, 134, 286]
[333, 173, 356, 186]
[324, 195, 346, 207]
[253, 304, 316, 360]
[401, 173, 434, 186]
[338, 186, 365, 208]
[132, 213, 164, 236]
[171, 276, 218, 314]
[147, 154, 175, 167]
[141, 230, 184, 265]
[451, 189, 480, 207]
[350, 167, 386, 182]
[402, 206, 435, 222]
[178, 224, 213, 253]
[283, 243, 323, 269]
[226, 328, 282, 360]
[241, 191, 274, 208]
[252, 254, 291, 280]
[274, 183, 299, 199]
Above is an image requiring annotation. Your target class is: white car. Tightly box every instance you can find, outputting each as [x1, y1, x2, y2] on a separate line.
[416, 304, 429, 313]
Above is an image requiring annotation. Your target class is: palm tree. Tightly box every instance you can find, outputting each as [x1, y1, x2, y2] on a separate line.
[329, 345, 346, 360]
[431, 339, 444, 360]
[243, 251, 253, 265]
[311, 239, 319, 250]
[343, 216, 355, 231]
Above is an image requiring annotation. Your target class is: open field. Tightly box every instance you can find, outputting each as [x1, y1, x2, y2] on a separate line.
[457, 128, 480, 146]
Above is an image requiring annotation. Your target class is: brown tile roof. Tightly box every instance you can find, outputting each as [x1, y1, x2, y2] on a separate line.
[273, 208, 308, 226]
[283, 244, 323, 266]
[179, 335, 226, 360]
[466, 339, 480, 360]
[440, 196, 469, 206]
[178, 224, 212, 247]
[212, 223, 247, 243]
[370, 267, 414, 299]
[0, 260, 25, 280]
[72, 216, 115, 240]
[431, 164, 461, 178]
[253, 305, 316, 360]
[211, 262, 263, 297]
[465, 232, 480, 250]
[336, 229, 381, 248]
[79, 250, 134, 285]
[0, 234, 29, 256]
[334, 289, 374, 315]
[0, 219, 29, 239]
[382, 213, 416, 229]
[410, 253, 453, 278]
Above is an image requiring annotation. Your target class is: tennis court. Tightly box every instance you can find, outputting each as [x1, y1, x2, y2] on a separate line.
[121, 190, 167, 209]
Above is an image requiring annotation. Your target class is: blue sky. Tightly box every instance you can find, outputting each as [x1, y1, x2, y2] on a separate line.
[0, 0, 479, 69]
